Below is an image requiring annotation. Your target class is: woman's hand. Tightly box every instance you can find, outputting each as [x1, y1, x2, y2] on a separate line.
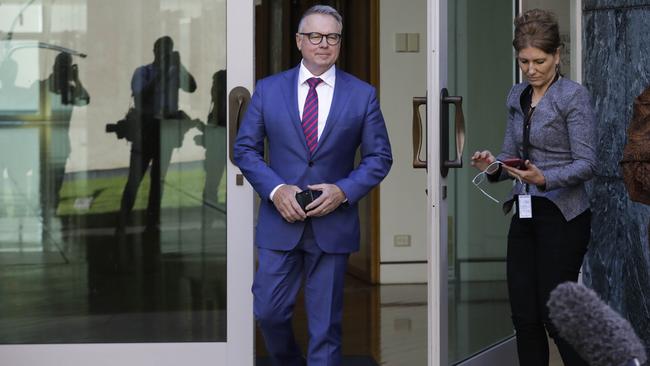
[501, 160, 546, 187]
[471, 150, 496, 172]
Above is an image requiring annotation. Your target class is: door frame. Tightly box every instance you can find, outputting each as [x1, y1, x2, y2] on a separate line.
[0, 1, 255, 365]
[426, 2, 446, 365]
[226, 0, 255, 364]
[426, 1, 517, 365]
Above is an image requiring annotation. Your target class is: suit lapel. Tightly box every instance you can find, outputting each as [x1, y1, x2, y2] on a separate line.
[312, 69, 352, 157]
[280, 66, 308, 151]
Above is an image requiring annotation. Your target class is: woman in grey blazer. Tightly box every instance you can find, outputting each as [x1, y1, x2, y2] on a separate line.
[471, 9, 596, 366]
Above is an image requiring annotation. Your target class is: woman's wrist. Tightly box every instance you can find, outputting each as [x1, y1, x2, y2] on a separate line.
[535, 174, 547, 190]
[486, 164, 502, 182]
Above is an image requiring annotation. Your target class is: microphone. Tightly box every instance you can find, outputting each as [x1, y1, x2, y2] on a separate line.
[547, 282, 647, 366]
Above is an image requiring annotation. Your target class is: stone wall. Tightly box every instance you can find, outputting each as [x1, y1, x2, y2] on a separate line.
[582, 0, 650, 354]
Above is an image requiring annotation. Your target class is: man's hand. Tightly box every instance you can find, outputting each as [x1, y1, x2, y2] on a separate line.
[305, 184, 346, 217]
[272, 185, 307, 223]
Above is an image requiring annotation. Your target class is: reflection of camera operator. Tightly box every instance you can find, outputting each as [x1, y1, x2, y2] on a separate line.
[116, 36, 197, 233]
[194, 69, 226, 207]
[43, 52, 90, 217]
[50, 53, 90, 106]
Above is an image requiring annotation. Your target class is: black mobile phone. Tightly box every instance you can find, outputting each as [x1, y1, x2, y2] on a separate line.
[295, 189, 322, 211]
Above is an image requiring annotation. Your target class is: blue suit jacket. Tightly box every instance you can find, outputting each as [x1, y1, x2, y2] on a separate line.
[233, 66, 392, 253]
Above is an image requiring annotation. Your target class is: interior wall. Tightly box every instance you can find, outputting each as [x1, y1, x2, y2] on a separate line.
[378, 0, 428, 283]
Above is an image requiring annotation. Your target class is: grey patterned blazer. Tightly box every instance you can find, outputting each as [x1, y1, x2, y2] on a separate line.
[493, 77, 597, 221]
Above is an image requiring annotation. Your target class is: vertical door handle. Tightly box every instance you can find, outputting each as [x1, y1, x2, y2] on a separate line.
[412, 96, 427, 169]
[440, 88, 466, 177]
[228, 86, 251, 165]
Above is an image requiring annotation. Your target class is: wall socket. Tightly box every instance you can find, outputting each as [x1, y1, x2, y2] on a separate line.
[394, 234, 411, 247]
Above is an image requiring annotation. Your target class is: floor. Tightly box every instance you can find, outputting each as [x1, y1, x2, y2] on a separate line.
[0, 178, 564, 365]
[254, 276, 564, 365]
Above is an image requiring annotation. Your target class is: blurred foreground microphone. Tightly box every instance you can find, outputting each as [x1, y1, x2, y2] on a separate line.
[547, 282, 647, 366]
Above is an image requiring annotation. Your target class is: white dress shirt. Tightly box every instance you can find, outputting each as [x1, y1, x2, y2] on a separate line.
[269, 61, 337, 200]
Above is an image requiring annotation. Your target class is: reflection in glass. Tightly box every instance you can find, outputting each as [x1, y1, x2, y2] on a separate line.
[446, 0, 515, 363]
[196, 69, 227, 208]
[0, 42, 40, 114]
[0, 0, 227, 344]
[113, 35, 198, 234]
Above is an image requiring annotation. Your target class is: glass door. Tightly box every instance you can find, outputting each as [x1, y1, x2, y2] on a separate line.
[423, 0, 518, 364]
[0, 0, 254, 364]
[444, 0, 518, 364]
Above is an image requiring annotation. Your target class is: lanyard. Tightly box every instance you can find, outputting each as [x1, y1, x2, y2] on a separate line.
[522, 105, 534, 193]
[522, 104, 535, 162]
[519, 73, 560, 193]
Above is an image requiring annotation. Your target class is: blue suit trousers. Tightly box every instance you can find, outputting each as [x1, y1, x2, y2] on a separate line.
[253, 223, 349, 366]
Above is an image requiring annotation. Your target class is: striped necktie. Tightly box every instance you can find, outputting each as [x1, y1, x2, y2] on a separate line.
[302, 77, 323, 154]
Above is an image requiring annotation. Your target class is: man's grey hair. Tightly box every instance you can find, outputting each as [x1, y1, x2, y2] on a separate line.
[297, 5, 343, 32]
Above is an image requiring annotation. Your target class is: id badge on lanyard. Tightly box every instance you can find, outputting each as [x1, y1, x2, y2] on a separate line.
[519, 86, 539, 220]
[518, 194, 532, 218]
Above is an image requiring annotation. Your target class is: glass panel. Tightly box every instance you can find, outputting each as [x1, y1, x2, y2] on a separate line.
[522, 0, 574, 80]
[0, 0, 227, 343]
[446, 0, 515, 363]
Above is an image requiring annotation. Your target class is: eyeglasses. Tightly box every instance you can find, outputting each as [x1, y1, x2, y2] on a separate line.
[298, 32, 342, 46]
[472, 161, 503, 203]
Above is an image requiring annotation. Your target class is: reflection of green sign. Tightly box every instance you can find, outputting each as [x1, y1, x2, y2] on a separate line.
[57, 164, 225, 215]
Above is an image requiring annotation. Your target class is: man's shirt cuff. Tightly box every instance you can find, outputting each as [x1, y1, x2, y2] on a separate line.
[269, 184, 285, 201]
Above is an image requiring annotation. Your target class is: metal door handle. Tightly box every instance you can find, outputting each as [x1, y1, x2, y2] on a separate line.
[440, 88, 465, 177]
[412, 96, 427, 169]
[228, 86, 251, 165]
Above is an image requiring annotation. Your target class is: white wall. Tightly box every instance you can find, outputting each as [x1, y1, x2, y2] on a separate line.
[379, 0, 428, 283]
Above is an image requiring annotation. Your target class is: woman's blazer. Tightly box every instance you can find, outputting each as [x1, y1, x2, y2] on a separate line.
[495, 77, 597, 221]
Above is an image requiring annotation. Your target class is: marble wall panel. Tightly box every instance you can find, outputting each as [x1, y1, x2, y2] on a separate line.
[583, 3, 650, 357]
[584, 0, 650, 10]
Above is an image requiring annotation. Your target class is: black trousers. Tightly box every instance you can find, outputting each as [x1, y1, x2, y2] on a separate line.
[507, 197, 590, 366]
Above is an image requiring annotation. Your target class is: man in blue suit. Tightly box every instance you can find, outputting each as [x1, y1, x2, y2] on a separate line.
[234, 5, 392, 366]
